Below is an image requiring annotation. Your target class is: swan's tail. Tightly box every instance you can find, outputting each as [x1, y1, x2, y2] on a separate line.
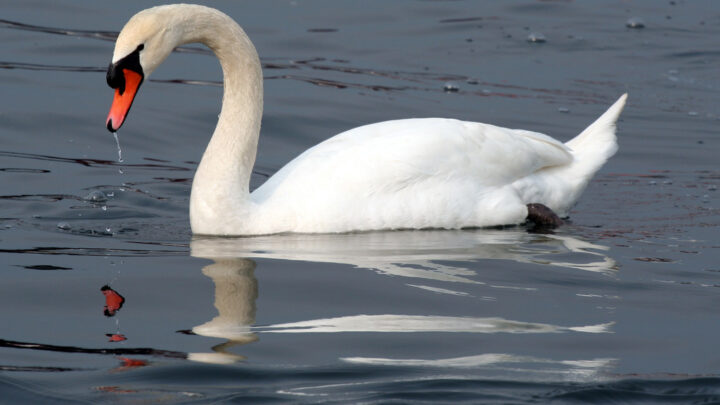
[564, 93, 627, 183]
[541, 94, 626, 215]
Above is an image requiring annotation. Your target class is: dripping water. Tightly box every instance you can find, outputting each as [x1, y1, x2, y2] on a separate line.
[112, 132, 124, 163]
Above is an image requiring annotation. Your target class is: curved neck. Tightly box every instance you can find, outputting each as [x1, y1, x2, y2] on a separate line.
[181, 7, 263, 231]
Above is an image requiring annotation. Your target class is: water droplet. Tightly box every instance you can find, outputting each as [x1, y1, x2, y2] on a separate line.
[663, 180, 673, 185]
[481, 89, 492, 95]
[466, 79, 479, 85]
[112, 132, 124, 163]
[558, 107, 570, 113]
[85, 190, 108, 203]
[101, 206, 108, 211]
[443, 82, 459, 92]
[527, 32, 546, 43]
[107, 192, 115, 198]
[626, 17, 645, 29]
[648, 180, 657, 186]
[708, 185, 717, 191]
[57, 222, 71, 230]
[688, 111, 698, 117]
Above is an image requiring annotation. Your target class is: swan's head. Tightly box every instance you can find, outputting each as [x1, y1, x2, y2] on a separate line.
[106, 6, 185, 132]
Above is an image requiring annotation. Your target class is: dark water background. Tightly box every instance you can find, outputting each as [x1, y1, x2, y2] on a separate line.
[1, 0, 719, 403]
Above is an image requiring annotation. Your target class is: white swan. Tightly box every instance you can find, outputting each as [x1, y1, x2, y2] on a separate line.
[105, 4, 627, 236]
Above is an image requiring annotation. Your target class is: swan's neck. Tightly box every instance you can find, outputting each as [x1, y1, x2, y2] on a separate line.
[181, 8, 263, 233]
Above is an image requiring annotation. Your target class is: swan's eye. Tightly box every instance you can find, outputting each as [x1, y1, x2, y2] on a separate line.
[137, 44, 144, 51]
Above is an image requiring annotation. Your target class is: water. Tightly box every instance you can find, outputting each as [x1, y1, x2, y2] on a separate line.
[1, 0, 719, 403]
[526, 32, 547, 43]
[112, 133, 123, 163]
[626, 17, 646, 29]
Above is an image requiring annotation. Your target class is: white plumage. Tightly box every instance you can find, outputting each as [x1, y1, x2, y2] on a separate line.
[107, 5, 627, 235]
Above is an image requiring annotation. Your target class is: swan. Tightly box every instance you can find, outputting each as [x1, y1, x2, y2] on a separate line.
[105, 4, 627, 236]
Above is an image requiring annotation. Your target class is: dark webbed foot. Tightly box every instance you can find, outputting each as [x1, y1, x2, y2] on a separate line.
[526, 203, 564, 228]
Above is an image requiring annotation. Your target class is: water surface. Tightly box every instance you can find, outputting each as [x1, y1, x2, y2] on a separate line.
[1, 0, 719, 403]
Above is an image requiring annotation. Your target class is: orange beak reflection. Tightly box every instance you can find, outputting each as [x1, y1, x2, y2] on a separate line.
[106, 69, 143, 132]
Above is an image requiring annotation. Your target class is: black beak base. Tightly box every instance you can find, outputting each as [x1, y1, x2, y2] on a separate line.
[107, 44, 145, 95]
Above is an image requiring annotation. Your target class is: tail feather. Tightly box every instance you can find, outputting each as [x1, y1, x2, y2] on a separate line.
[566, 93, 627, 159]
[565, 94, 627, 180]
[543, 94, 627, 215]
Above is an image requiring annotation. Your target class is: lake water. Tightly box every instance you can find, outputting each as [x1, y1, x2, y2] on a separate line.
[1, 0, 719, 403]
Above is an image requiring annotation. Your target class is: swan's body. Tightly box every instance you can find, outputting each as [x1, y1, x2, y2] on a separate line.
[106, 4, 627, 236]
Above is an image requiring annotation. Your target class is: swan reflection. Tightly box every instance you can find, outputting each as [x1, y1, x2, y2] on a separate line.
[192, 228, 617, 284]
[184, 258, 258, 364]
[187, 229, 617, 368]
[257, 315, 612, 334]
[341, 355, 616, 383]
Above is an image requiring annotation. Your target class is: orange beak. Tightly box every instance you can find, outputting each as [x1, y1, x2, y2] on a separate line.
[106, 69, 143, 132]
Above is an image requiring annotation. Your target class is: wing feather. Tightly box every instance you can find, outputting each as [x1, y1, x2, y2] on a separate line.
[252, 118, 572, 204]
